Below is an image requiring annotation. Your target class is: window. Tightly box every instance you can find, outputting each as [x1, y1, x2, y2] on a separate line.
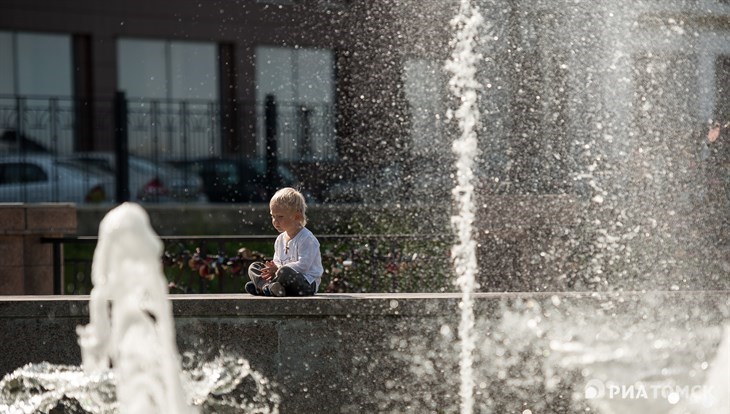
[256, 46, 337, 161]
[0, 33, 13, 95]
[0, 32, 72, 97]
[403, 58, 447, 157]
[0, 163, 48, 184]
[213, 162, 240, 186]
[0, 31, 74, 154]
[118, 39, 218, 101]
[117, 38, 220, 158]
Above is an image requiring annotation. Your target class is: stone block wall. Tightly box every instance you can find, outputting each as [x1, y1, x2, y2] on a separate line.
[0, 292, 727, 413]
[0, 204, 77, 295]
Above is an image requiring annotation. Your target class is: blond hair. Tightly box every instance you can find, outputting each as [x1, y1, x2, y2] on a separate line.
[270, 187, 308, 226]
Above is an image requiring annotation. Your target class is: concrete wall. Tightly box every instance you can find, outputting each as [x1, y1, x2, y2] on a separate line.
[0, 292, 727, 413]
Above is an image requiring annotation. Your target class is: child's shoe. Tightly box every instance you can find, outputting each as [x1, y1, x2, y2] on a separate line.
[268, 282, 286, 297]
[245, 281, 260, 296]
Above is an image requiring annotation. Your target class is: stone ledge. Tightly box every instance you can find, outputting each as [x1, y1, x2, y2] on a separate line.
[24, 203, 77, 232]
[0, 205, 25, 232]
[1, 290, 727, 318]
[0, 203, 76, 235]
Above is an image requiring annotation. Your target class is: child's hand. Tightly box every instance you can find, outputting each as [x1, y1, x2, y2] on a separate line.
[261, 261, 278, 280]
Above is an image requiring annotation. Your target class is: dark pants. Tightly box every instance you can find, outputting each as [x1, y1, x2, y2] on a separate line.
[248, 262, 317, 296]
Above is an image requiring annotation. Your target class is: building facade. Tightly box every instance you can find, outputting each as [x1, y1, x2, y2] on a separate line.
[0, 0, 729, 202]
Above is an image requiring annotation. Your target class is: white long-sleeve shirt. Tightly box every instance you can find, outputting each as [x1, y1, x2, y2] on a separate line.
[272, 227, 324, 289]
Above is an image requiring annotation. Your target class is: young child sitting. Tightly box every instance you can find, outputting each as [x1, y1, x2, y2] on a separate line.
[245, 187, 323, 297]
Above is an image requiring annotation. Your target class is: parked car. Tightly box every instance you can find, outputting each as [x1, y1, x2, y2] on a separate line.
[172, 157, 304, 203]
[66, 152, 207, 203]
[0, 153, 113, 204]
[323, 163, 406, 203]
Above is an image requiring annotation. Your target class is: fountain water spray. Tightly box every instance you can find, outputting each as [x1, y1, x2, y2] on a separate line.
[0, 202, 280, 413]
[76, 202, 198, 414]
[444, 1, 483, 413]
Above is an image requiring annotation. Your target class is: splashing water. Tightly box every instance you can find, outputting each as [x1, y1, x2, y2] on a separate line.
[74, 202, 197, 413]
[180, 351, 280, 413]
[445, 1, 483, 413]
[0, 353, 280, 414]
[0, 203, 280, 414]
[0, 363, 115, 414]
[358, 294, 728, 413]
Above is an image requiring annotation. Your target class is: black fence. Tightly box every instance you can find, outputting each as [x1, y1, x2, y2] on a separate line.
[0, 94, 337, 204]
[42, 234, 455, 295]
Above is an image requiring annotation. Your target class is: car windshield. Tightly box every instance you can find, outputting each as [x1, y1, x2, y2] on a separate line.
[247, 159, 297, 182]
[129, 157, 179, 175]
[66, 156, 115, 173]
[56, 160, 113, 177]
[0, 162, 47, 184]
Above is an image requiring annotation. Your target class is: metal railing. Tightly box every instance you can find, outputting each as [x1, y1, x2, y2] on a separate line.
[42, 234, 455, 295]
[0, 94, 338, 204]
